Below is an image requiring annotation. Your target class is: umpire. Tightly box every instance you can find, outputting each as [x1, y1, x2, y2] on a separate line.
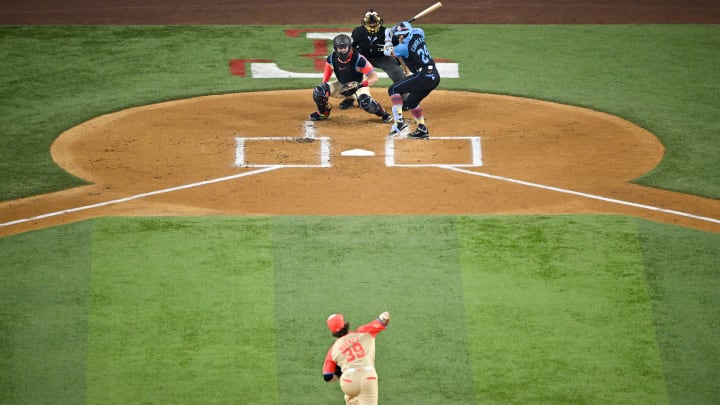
[344, 9, 406, 110]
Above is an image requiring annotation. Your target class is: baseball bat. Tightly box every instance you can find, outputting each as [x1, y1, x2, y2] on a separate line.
[408, 2, 443, 23]
[395, 2, 443, 76]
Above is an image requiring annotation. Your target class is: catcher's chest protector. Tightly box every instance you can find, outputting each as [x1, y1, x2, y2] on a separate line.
[332, 52, 364, 84]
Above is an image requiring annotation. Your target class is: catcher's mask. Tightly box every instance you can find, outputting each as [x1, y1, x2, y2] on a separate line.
[333, 34, 353, 62]
[362, 9, 383, 35]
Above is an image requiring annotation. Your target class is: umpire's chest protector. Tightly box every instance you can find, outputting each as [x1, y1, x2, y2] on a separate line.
[331, 52, 365, 84]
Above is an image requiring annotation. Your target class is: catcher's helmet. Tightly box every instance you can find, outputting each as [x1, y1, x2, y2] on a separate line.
[333, 34, 353, 61]
[362, 9, 383, 35]
[391, 21, 412, 37]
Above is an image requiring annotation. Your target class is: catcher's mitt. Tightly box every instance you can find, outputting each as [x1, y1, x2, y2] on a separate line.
[340, 81, 362, 97]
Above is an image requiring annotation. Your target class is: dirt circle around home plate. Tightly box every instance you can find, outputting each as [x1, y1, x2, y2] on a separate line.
[2, 89, 719, 235]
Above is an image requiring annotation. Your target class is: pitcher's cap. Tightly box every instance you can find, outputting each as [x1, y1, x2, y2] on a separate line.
[327, 313, 345, 333]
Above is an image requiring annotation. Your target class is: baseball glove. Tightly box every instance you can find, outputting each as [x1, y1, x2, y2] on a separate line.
[340, 81, 362, 97]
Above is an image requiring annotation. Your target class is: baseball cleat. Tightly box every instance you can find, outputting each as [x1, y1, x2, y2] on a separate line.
[309, 111, 330, 121]
[339, 98, 355, 110]
[409, 124, 430, 139]
[387, 121, 410, 137]
[381, 112, 393, 123]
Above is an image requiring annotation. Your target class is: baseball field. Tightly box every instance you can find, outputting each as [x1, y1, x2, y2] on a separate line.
[1, 1, 719, 404]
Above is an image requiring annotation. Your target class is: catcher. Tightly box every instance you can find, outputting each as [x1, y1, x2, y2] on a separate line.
[322, 311, 391, 405]
[308, 34, 393, 123]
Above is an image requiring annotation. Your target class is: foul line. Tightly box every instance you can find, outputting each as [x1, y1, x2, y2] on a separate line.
[3, 163, 717, 229]
[0, 166, 282, 228]
[442, 166, 720, 225]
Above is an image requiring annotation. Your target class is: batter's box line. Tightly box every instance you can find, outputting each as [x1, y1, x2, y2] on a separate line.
[235, 136, 331, 168]
[385, 136, 483, 167]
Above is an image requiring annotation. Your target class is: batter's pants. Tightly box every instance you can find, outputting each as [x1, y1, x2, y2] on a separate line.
[388, 65, 440, 110]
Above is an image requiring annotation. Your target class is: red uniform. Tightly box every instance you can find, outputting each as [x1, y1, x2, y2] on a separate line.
[323, 314, 389, 405]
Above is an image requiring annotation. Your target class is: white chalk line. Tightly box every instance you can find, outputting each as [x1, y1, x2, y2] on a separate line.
[441, 165, 720, 225]
[385, 135, 483, 167]
[0, 166, 282, 228]
[4, 123, 320, 229]
[2, 155, 718, 230]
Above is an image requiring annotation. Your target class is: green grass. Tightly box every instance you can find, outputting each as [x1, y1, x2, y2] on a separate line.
[639, 220, 720, 404]
[2, 215, 718, 403]
[271, 216, 475, 403]
[85, 217, 277, 404]
[459, 216, 666, 404]
[0, 25, 719, 200]
[0, 221, 92, 404]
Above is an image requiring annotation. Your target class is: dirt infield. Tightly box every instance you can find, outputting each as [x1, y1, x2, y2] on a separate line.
[1, 1, 719, 236]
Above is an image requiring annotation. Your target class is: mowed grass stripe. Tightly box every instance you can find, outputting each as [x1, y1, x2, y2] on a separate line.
[85, 217, 278, 404]
[0, 222, 92, 404]
[271, 216, 475, 404]
[639, 220, 720, 404]
[458, 215, 668, 404]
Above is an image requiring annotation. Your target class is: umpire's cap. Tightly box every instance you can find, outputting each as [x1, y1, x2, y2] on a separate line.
[327, 313, 345, 333]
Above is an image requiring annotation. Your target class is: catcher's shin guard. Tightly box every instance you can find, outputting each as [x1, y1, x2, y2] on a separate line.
[358, 94, 381, 115]
[313, 83, 331, 113]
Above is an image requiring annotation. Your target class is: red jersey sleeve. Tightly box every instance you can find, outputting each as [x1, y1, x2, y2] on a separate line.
[355, 319, 387, 337]
[322, 59, 333, 83]
[356, 56, 375, 77]
[322, 345, 337, 375]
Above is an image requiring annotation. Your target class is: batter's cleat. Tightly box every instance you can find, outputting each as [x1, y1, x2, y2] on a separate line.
[309, 110, 330, 121]
[409, 124, 430, 139]
[339, 98, 355, 109]
[387, 121, 410, 137]
[381, 112, 393, 123]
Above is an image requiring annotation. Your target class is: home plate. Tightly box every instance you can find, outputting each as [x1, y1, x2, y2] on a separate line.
[341, 148, 375, 157]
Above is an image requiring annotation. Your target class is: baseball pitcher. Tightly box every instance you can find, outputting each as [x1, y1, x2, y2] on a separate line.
[322, 311, 391, 405]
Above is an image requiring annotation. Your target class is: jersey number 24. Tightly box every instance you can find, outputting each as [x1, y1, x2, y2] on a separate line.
[417, 45, 431, 64]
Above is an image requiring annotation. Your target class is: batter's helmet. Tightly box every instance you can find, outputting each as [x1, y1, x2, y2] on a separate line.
[391, 21, 412, 37]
